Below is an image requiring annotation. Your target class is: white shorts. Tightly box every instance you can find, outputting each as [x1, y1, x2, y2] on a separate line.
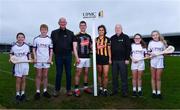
[34, 62, 50, 69]
[150, 58, 164, 69]
[131, 60, 145, 71]
[13, 63, 29, 77]
[76, 58, 91, 68]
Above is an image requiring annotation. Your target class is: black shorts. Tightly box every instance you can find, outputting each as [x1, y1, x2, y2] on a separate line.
[96, 55, 109, 65]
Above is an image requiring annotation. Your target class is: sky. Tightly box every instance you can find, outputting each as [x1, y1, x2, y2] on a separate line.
[0, 0, 180, 44]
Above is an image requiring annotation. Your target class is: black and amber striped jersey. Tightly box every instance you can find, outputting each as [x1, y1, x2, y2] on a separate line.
[73, 32, 92, 58]
[96, 36, 110, 56]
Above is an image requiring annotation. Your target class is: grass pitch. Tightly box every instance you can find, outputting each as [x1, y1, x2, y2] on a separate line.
[0, 53, 180, 109]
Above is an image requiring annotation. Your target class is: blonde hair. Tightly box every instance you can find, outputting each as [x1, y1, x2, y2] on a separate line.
[151, 30, 167, 47]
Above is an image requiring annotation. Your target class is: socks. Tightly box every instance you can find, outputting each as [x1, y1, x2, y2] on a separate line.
[103, 88, 107, 92]
[133, 87, 136, 92]
[16, 91, 20, 96]
[152, 90, 156, 94]
[74, 85, 79, 91]
[138, 87, 142, 92]
[157, 90, 161, 95]
[21, 91, 25, 95]
[36, 90, 40, 93]
[43, 88, 47, 92]
[84, 83, 88, 87]
[84, 83, 88, 89]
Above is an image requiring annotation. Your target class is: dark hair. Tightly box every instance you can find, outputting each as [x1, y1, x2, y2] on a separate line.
[133, 33, 146, 48]
[40, 24, 48, 30]
[16, 32, 25, 39]
[98, 25, 107, 35]
[79, 20, 86, 25]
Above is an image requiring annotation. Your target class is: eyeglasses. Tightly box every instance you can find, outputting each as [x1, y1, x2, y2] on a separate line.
[134, 38, 141, 39]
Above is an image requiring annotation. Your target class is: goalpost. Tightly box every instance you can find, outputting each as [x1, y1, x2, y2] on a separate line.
[83, 10, 103, 96]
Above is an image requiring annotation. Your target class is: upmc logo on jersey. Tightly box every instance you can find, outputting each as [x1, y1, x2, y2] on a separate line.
[83, 10, 103, 19]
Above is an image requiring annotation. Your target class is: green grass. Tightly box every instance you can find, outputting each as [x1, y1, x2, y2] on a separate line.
[0, 53, 180, 109]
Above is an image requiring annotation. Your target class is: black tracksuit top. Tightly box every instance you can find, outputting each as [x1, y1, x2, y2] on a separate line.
[110, 33, 131, 61]
[51, 28, 74, 56]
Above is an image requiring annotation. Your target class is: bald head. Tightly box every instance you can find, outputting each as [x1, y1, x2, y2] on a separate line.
[58, 17, 67, 30]
[115, 24, 122, 35]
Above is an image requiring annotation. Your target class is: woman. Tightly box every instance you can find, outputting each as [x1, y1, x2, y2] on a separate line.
[96, 25, 111, 96]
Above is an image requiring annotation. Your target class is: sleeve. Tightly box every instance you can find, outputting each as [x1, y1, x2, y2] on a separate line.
[107, 37, 111, 46]
[130, 44, 133, 56]
[28, 45, 30, 52]
[163, 43, 166, 50]
[125, 36, 131, 60]
[9, 46, 14, 55]
[49, 38, 53, 49]
[71, 32, 75, 51]
[89, 35, 92, 45]
[32, 38, 37, 48]
[73, 35, 78, 42]
[143, 48, 148, 56]
[147, 42, 152, 52]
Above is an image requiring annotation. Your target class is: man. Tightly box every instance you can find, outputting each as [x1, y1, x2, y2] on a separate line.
[51, 17, 74, 96]
[73, 21, 92, 97]
[110, 24, 131, 97]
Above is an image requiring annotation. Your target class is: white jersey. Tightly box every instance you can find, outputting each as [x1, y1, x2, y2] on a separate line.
[10, 42, 30, 61]
[148, 40, 166, 59]
[10, 42, 30, 77]
[131, 43, 147, 60]
[33, 35, 53, 62]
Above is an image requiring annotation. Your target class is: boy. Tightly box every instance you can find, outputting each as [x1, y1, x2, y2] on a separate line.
[73, 21, 92, 97]
[33, 24, 53, 100]
[10, 32, 31, 103]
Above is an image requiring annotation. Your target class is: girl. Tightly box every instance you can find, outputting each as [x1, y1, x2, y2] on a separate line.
[148, 30, 167, 99]
[96, 25, 112, 96]
[9, 32, 31, 102]
[131, 33, 147, 97]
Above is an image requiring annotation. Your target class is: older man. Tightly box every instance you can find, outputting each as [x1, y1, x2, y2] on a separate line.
[110, 24, 131, 97]
[51, 17, 74, 96]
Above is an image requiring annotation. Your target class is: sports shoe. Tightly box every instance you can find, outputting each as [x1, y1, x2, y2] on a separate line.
[152, 93, 156, 99]
[103, 90, 111, 96]
[110, 91, 118, 96]
[66, 90, 73, 96]
[34, 92, 40, 100]
[122, 92, 128, 97]
[132, 91, 137, 97]
[43, 91, 51, 98]
[53, 90, 60, 97]
[138, 91, 143, 97]
[20, 94, 26, 101]
[74, 89, 81, 97]
[15, 95, 21, 103]
[98, 89, 104, 96]
[84, 88, 92, 94]
[157, 94, 163, 99]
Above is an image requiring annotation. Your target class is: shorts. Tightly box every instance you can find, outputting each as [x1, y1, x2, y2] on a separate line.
[34, 62, 50, 69]
[13, 63, 29, 77]
[96, 55, 109, 65]
[150, 58, 164, 69]
[131, 60, 145, 71]
[76, 58, 91, 68]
